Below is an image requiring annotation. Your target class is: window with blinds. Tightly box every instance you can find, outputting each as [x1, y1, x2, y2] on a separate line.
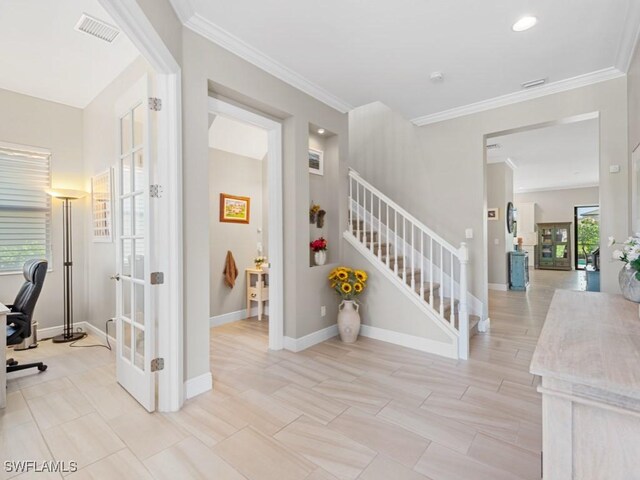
[0, 143, 51, 273]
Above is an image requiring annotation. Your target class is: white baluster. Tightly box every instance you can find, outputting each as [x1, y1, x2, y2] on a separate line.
[386, 204, 390, 268]
[439, 244, 444, 317]
[356, 181, 361, 242]
[420, 231, 424, 300]
[348, 176, 353, 233]
[378, 197, 382, 260]
[411, 224, 415, 291]
[458, 242, 470, 360]
[394, 210, 398, 277]
[450, 252, 455, 326]
[369, 190, 374, 253]
[429, 237, 434, 306]
[402, 217, 407, 285]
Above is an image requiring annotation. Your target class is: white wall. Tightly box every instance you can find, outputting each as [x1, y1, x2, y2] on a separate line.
[209, 148, 263, 318]
[0, 88, 85, 332]
[82, 56, 154, 333]
[487, 163, 514, 287]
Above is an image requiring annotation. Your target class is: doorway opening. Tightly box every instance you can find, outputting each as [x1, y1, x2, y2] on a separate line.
[484, 112, 600, 296]
[574, 205, 600, 270]
[207, 97, 284, 351]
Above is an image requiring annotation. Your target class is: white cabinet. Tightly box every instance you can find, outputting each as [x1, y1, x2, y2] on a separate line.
[515, 202, 535, 233]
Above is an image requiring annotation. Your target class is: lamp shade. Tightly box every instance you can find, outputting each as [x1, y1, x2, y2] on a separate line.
[46, 188, 87, 200]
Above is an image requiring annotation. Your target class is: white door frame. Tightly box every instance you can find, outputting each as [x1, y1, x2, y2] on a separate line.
[99, 0, 184, 411]
[208, 97, 284, 351]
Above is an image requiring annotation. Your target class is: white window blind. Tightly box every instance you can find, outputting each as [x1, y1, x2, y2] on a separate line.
[0, 143, 51, 273]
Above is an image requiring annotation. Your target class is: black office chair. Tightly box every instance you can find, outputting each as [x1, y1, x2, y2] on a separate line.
[6, 259, 48, 374]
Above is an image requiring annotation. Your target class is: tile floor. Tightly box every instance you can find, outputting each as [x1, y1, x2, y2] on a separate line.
[1, 269, 582, 479]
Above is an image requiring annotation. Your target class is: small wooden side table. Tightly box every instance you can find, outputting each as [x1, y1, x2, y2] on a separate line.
[246, 268, 269, 321]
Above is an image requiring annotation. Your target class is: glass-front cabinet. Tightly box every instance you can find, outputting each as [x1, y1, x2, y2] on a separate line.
[537, 222, 572, 271]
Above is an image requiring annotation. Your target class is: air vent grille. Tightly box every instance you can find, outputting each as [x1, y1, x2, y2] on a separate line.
[486, 143, 501, 150]
[74, 13, 120, 43]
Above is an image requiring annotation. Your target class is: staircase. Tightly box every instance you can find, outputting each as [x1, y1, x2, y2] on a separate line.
[345, 169, 481, 360]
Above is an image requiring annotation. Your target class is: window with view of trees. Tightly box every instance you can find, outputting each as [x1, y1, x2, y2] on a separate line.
[0, 143, 51, 273]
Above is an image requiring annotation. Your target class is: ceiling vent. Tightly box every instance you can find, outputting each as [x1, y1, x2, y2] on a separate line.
[486, 143, 501, 150]
[74, 13, 120, 43]
[521, 78, 547, 89]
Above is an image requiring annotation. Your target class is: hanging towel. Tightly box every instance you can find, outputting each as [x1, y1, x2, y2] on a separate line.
[223, 250, 238, 288]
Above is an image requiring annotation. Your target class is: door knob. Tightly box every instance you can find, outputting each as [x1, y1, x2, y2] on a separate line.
[110, 274, 121, 281]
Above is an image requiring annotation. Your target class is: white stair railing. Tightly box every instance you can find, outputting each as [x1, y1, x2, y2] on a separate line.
[347, 169, 470, 359]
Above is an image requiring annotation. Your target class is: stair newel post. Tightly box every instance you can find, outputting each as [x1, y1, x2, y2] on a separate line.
[450, 252, 455, 326]
[377, 197, 382, 260]
[458, 242, 470, 360]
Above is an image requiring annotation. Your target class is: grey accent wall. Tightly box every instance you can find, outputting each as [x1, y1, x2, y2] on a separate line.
[209, 149, 264, 318]
[0, 88, 85, 331]
[82, 56, 155, 333]
[487, 163, 514, 287]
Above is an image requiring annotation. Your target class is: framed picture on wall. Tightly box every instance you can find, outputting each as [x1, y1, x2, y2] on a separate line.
[309, 148, 324, 176]
[220, 193, 251, 224]
[91, 169, 113, 242]
[488, 208, 499, 221]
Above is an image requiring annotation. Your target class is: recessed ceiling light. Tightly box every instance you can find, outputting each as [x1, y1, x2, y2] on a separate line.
[317, 128, 325, 135]
[512, 16, 537, 32]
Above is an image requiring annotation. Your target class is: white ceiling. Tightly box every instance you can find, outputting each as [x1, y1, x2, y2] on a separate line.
[171, 0, 638, 122]
[0, 0, 140, 108]
[209, 115, 268, 160]
[487, 118, 599, 192]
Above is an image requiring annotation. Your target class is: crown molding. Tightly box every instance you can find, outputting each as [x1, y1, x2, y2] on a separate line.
[167, 0, 195, 24]
[615, 0, 640, 72]
[411, 67, 625, 127]
[515, 182, 600, 194]
[170, 1, 353, 114]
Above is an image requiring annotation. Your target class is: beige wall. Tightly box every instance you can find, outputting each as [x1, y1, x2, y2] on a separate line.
[628, 42, 640, 231]
[420, 79, 627, 301]
[209, 149, 264, 318]
[515, 187, 599, 224]
[350, 79, 627, 318]
[181, 28, 348, 381]
[82, 57, 154, 333]
[0, 88, 85, 331]
[515, 186, 599, 269]
[487, 163, 514, 287]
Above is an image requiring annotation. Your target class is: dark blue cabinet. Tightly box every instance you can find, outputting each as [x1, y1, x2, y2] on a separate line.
[509, 251, 529, 291]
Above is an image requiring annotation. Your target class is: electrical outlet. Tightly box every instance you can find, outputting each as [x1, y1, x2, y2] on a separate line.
[321, 306, 326, 317]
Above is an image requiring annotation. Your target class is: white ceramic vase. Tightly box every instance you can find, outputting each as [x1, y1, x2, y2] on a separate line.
[619, 266, 640, 303]
[314, 250, 327, 266]
[337, 300, 361, 343]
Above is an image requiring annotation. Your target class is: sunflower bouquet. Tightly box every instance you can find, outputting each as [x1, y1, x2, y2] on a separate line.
[329, 266, 368, 300]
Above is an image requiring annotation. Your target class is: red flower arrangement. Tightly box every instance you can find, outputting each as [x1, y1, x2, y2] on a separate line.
[310, 237, 328, 252]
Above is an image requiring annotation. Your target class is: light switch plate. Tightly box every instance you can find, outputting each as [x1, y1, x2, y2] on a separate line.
[465, 228, 473, 239]
[320, 306, 326, 317]
[609, 165, 620, 173]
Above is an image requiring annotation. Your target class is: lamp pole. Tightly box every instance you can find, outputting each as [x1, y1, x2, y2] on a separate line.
[48, 191, 87, 343]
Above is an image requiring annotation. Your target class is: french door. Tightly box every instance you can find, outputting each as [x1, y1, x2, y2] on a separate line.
[114, 75, 155, 412]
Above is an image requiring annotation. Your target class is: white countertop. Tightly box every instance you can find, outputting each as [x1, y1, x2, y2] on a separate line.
[530, 290, 640, 401]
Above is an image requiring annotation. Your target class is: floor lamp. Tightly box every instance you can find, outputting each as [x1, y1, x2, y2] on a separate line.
[47, 188, 87, 343]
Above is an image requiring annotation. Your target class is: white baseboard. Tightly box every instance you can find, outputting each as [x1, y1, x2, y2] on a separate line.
[184, 372, 212, 399]
[36, 321, 115, 344]
[36, 324, 65, 340]
[283, 324, 338, 353]
[82, 321, 117, 346]
[478, 317, 491, 333]
[359, 324, 458, 359]
[210, 307, 270, 327]
[488, 283, 508, 291]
